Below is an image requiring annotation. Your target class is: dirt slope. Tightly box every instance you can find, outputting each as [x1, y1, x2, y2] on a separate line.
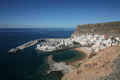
[62, 45, 120, 80]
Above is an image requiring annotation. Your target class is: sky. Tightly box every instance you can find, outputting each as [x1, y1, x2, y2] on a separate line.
[0, 0, 120, 28]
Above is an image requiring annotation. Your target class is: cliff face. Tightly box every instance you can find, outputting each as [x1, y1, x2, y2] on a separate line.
[62, 45, 120, 80]
[71, 21, 120, 38]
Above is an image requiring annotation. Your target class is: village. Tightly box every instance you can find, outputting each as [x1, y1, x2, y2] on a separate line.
[36, 38, 74, 52]
[9, 34, 120, 54]
[36, 34, 120, 53]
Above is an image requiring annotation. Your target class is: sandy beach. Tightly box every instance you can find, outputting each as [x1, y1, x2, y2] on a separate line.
[67, 47, 92, 65]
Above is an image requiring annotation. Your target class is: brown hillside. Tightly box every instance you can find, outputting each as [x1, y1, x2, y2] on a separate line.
[62, 45, 120, 80]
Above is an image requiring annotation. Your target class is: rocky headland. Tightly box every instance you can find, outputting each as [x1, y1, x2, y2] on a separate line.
[71, 21, 120, 38]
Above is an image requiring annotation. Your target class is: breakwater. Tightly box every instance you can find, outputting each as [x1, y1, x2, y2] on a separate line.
[47, 55, 72, 74]
[8, 39, 39, 53]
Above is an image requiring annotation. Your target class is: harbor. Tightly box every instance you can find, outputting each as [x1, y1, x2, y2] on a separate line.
[8, 38, 64, 53]
[36, 38, 81, 52]
[8, 38, 80, 53]
[8, 35, 120, 54]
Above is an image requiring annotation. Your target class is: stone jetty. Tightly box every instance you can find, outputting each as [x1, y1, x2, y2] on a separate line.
[47, 55, 73, 74]
[8, 40, 38, 53]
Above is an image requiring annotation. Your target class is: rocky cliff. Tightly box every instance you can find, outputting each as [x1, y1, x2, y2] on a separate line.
[62, 45, 120, 80]
[71, 21, 120, 38]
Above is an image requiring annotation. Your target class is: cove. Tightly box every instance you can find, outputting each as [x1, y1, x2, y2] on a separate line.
[52, 49, 85, 65]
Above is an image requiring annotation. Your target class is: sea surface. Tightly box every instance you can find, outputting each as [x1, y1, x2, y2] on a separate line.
[0, 28, 84, 80]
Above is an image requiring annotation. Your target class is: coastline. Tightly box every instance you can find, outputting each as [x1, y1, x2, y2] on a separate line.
[67, 47, 92, 65]
[62, 45, 120, 80]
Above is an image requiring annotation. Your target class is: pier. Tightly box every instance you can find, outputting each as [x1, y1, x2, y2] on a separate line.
[8, 40, 38, 53]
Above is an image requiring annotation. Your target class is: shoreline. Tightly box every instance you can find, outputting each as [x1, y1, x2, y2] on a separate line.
[67, 47, 92, 65]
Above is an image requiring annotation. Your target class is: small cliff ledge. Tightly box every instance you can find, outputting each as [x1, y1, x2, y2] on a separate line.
[71, 21, 120, 38]
[62, 45, 120, 80]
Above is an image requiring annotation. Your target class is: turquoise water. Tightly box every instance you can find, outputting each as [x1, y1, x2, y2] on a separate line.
[53, 50, 84, 64]
[0, 28, 84, 80]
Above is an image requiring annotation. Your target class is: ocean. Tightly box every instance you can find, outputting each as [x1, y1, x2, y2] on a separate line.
[0, 28, 84, 80]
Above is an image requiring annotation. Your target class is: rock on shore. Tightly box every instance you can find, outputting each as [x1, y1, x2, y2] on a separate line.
[62, 45, 120, 80]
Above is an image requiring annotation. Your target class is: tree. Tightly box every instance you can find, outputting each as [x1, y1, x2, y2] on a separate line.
[73, 41, 80, 45]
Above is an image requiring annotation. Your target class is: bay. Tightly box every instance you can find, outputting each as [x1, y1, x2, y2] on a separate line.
[0, 28, 83, 80]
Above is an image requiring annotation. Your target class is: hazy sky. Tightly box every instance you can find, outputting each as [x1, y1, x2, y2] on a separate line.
[0, 0, 120, 28]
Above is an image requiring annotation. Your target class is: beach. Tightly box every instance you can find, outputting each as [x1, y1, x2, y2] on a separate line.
[67, 47, 92, 65]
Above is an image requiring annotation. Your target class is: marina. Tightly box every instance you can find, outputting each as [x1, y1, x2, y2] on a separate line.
[8, 38, 80, 53]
